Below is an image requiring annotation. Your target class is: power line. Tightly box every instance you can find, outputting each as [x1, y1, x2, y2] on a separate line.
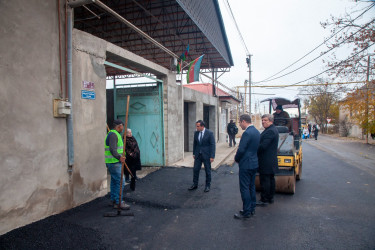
[253, 42, 374, 89]
[223, 0, 250, 55]
[252, 81, 366, 88]
[254, 2, 375, 83]
[288, 42, 374, 86]
[254, 19, 375, 83]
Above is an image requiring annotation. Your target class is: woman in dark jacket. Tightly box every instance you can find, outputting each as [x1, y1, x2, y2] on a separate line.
[125, 129, 142, 191]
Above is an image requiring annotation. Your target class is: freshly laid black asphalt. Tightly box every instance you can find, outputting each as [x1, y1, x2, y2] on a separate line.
[1, 138, 375, 249]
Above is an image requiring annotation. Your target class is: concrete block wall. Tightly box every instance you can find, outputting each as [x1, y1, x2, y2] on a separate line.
[71, 29, 108, 202]
[0, 0, 71, 235]
[0, 0, 108, 233]
[0, 1, 109, 235]
[163, 74, 183, 165]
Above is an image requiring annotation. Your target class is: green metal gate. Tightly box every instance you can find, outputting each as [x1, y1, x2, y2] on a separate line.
[114, 83, 165, 166]
[105, 61, 165, 166]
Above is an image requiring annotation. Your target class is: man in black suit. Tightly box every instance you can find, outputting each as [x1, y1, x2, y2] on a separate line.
[233, 114, 260, 219]
[257, 114, 279, 206]
[188, 120, 216, 192]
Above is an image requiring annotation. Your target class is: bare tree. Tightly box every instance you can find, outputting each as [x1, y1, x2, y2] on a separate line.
[320, 2, 375, 83]
[299, 78, 340, 133]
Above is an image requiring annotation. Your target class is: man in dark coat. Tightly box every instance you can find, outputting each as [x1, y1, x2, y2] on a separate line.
[233, 114, 260, 220]
[188, 120, 216, 193]
[313, 124, 319, 140]
[257, 114, 279, 206]
[227, 119, 238, 147]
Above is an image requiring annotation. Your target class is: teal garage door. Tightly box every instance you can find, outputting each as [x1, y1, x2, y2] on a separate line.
[115, 84, 164, 166]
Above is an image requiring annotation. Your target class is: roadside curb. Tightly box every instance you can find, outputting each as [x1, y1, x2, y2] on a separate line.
[213, 145, 237, 170]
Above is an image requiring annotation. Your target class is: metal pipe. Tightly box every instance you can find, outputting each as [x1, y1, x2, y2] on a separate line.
[67, 7, 74, 167]
[67, 0, 95, 8]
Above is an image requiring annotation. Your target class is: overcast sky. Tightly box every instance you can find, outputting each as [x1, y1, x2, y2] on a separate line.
[211, 0, 374, 113]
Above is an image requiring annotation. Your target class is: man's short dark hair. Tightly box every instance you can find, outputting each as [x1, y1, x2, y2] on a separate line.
[239, 114, 251, 123]
[196, 120, 205, 127]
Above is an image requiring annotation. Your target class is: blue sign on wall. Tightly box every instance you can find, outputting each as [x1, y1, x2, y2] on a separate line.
[81, 90, 96, 100]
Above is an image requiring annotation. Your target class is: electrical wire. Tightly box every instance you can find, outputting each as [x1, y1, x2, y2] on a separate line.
[255, 18, 375, 83]
[254, 2, 375, 83]
[223, 0, 250, 55]
[288, 43, 374, 86]
[249, 42, 373, 90]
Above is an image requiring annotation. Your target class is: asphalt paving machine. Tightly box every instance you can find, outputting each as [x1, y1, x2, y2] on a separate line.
[255, 97, 303, 194]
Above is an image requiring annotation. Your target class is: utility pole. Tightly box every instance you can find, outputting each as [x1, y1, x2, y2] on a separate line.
[365, 55, 370, 144]
[246, 55, 252, 114]
[236, 87, 239, 125]
[244, 80, 247, 113]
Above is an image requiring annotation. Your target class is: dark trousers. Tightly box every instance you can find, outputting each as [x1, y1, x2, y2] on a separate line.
[314, 131, 318, 140]
[260, 174, 275, 202]
[125, 167, 137, 190]
[228, 133, 236, 147]
[239, 168, 257, 216]
[193, 154, 211, 187]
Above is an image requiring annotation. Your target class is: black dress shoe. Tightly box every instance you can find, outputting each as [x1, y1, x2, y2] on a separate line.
[239, 210, 255, 216]
[234, 213, 251, 220]
[256, 201, 268, 207]
[204, 186, 210, 192]
[188, 185, 198, 190]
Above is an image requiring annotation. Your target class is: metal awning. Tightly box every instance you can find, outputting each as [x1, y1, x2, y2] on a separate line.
[73, 0, 233, 76]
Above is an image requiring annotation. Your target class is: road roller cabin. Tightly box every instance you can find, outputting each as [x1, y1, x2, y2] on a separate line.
[255, 97, 303, 194]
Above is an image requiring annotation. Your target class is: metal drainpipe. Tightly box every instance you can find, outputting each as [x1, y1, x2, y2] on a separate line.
[67, 7, 74, 169]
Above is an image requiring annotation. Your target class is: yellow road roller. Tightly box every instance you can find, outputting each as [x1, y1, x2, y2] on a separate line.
[255, 97, 303, 194]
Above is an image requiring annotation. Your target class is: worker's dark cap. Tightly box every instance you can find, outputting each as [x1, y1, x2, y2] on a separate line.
[113, 119, 124, 126]
[276, 105, 283, 111]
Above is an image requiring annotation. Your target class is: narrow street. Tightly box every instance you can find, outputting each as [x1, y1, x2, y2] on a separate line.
[1, 135, 374, 249]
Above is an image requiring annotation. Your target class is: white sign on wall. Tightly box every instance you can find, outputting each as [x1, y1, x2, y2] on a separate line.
[82, 81, 95, 90]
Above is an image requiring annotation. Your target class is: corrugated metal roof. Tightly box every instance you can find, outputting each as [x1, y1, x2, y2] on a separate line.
[176, 0, 233, 67]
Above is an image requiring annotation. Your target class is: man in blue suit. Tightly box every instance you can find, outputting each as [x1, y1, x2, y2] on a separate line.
[234, 114, 260, 219]
[188, 120, 216, 192]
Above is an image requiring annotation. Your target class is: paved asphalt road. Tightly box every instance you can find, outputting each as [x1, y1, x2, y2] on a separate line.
[1, 136, 375, 250]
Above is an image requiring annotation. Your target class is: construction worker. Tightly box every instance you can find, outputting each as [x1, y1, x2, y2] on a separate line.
[105, 119, 130, 210]
[273, 105, 292, 132]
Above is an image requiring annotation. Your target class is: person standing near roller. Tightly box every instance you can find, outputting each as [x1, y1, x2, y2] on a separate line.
[257, 114, 279, 206]
[233, 114, 260, 220]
